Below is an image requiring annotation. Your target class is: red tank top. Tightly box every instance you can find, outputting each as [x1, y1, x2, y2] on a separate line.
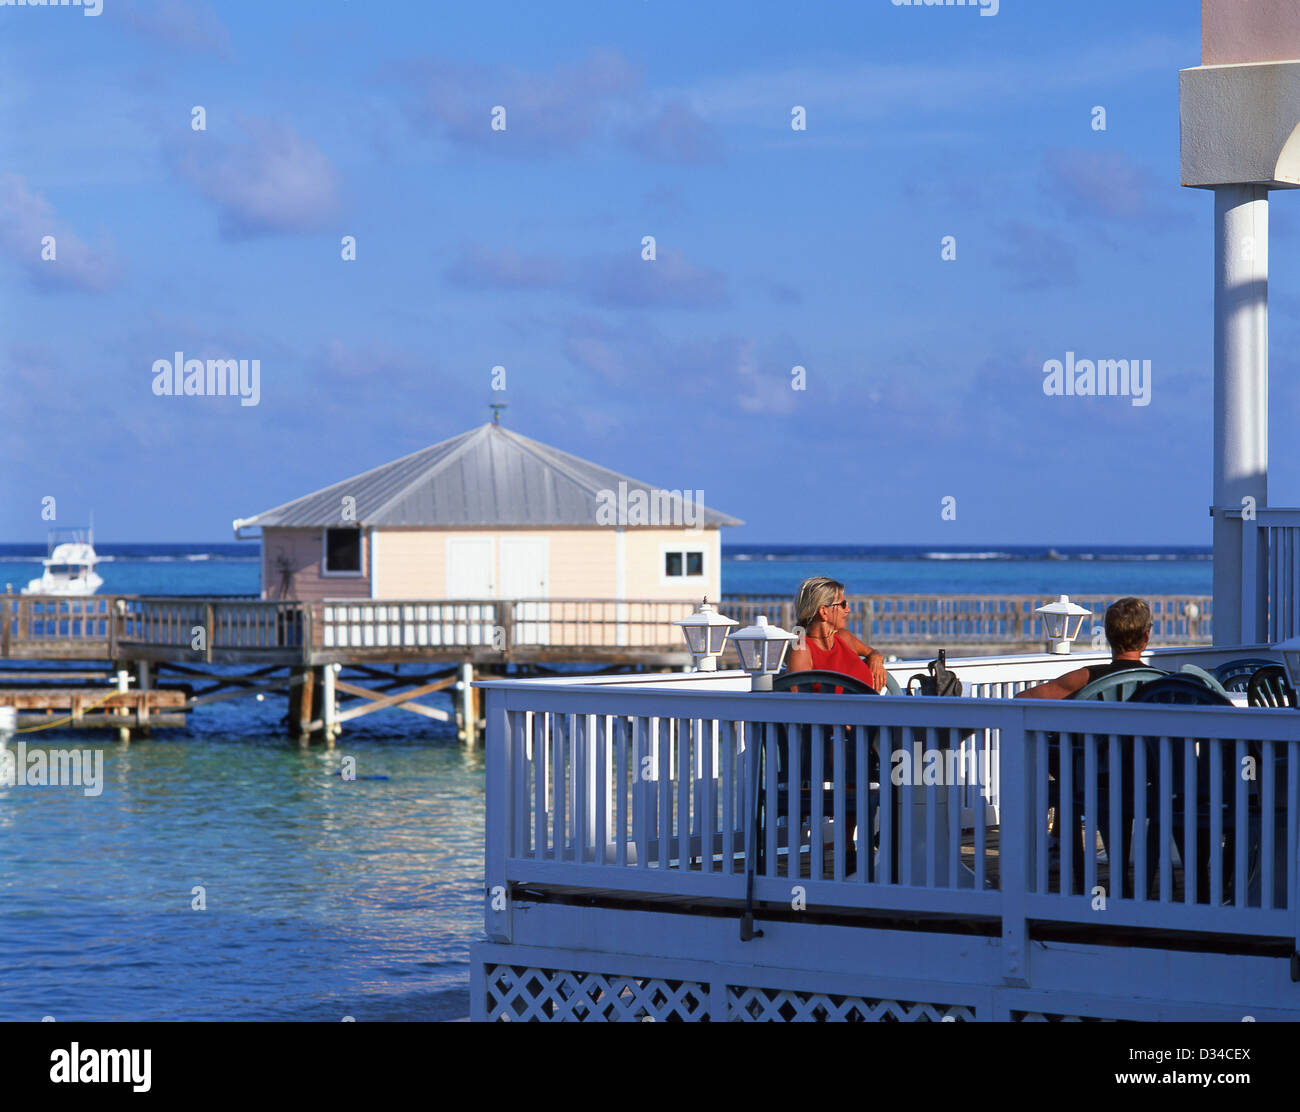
[806, 635, 875, 690]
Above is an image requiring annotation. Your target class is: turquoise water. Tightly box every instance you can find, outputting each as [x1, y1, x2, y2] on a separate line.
[2, 732, 480, 1021]
[0, 543, 1211, 1021]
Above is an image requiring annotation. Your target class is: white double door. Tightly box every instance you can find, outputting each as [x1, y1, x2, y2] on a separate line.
[446, 537, 549, 646]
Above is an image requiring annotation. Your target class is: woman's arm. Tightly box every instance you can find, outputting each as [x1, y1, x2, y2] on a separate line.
[839, 631, 888, 691]
[785, 643, 814, 673]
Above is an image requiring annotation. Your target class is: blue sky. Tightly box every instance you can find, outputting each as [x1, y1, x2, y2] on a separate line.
[2, 0, 1296, 545]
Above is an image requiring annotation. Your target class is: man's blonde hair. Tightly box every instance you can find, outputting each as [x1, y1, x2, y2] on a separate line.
[795, 576, 845, 630]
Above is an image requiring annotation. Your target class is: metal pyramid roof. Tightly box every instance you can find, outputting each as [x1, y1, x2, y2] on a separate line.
[234, 423, 743, 530]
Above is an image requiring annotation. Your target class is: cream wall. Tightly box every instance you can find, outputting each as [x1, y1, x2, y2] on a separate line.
[370, 527, 621, 599]
[621, 527, 722, 601]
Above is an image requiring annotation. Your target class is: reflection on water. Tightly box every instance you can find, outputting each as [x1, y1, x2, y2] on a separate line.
[0, 723, 484, 1020]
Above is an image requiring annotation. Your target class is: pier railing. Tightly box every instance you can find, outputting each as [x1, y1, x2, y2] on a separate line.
[0, 594, 123, 657]
[1, 593, 1216, 662]
[481, 668, 1300, 954]
[724, 594, 1212, 646]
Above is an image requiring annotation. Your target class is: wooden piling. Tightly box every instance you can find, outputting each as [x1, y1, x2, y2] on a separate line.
[459, 661, 475, 745]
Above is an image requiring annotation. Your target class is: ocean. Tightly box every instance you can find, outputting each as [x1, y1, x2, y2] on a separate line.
[0, 542, 1211, 1021]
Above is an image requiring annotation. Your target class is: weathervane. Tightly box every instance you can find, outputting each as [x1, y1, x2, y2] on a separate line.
[489, 403, 508, 425]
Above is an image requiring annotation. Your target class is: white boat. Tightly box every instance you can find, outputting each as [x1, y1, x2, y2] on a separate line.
[22, 526, 103, 596]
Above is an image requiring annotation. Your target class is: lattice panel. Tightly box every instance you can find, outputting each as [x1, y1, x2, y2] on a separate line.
[485, 965, 709, 1021]
[728, 987, 974, 1022]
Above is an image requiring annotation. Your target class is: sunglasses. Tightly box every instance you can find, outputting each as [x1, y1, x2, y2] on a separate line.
[824, 600, 850, 611]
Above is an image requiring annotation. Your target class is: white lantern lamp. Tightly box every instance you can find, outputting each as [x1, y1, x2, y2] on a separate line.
[1035, 595, 1092, 654]
[1275, 635, 1300, 696]
[727, 615, 797, 691]
[674, 598, 738, 672]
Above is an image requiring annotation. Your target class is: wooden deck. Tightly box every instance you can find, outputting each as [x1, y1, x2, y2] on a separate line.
[1, 686, 187, 729]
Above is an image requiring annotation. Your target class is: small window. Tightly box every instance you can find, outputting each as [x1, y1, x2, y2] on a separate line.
[324, 528, 361, 573]
[664, 550, 704, 579]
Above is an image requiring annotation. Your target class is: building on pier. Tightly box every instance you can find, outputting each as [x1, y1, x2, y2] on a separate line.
[232, 420, 741, 609]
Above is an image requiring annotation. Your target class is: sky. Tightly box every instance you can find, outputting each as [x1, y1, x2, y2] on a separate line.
[2, 0, 1297, 545]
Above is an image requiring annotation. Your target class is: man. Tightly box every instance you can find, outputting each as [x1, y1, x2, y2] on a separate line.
[1016, 597, 1153, 700]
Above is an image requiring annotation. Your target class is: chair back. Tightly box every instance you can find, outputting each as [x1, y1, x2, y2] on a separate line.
[773, 670, 878, 695]
[1247, 665, 1298, 708]
[1212, 657, 1278, 692]
[1177, 664, 1233, 699]
[1128, 675, 1234, 706]
[1071, 667, 1167, 702]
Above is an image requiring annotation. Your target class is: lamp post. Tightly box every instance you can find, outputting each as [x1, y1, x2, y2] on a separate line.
[673, 598, 738, 672]
[1035, 595, 1092, 655]
[727, 615, 797, 691]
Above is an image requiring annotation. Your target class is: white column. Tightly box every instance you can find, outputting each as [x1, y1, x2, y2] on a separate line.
[1212, 184, 1269, 644]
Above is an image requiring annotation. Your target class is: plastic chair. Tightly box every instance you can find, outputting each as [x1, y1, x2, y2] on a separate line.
[1072, 667, 1168, 702]
[1128, 677, 1240, 903]
[741, 671, 876, 938]
[1053, 667, 1167, 896]
[1247, 665, 1298, 708]
[1212, 657, 1277, 692]
[1177, 663, 1233, 699]
[1131, 675, 1234, 706]
[768, 671, 876, 862]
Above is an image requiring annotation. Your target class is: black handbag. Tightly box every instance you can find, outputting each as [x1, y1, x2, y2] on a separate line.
[907, 649, 963, 697]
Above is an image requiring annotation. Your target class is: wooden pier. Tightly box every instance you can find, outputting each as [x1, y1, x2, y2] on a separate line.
[0, 591, 1213, 743]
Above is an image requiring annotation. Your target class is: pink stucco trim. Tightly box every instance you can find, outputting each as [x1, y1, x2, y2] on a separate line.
[1204, 0, 1300, 65]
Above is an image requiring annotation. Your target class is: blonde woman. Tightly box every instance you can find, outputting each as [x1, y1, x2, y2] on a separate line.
[785, 576, 888, 691]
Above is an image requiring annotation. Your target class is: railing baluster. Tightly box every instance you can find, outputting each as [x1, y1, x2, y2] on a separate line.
[1210, 738, 1223, 906]
[1262, 738, 1275, 911]
[948, 726, 960, 889]
[677, 717, 691, 870]
[1170, 738, 1180, 905]
[702, 718, 716, 874]
[1108, 734, 1121, 901]
[1084, 734, 1097, 900]
[1235, 738, 1248, 909]
[1034, 731, 1047, 894]
[657, 717, 671, 871]
[811, 723, 824, 883]
[595, 715, 607, 866]
[788, 721, 801, 881]
[925, 726, 937, 889]
[721, 721, 735, 874]
[616, 717, 628, 869]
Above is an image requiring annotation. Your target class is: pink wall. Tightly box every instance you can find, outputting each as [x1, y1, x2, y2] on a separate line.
[1204, 0, 1300, 65]
[260, 527, 371, 601]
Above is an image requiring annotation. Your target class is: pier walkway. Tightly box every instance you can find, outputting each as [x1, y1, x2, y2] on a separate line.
[0, 592, 1212, 741]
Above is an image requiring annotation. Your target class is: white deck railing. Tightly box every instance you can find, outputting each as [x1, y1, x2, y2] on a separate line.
[481, 661, 1300, 968]
[1241, 508, 1300, 643]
